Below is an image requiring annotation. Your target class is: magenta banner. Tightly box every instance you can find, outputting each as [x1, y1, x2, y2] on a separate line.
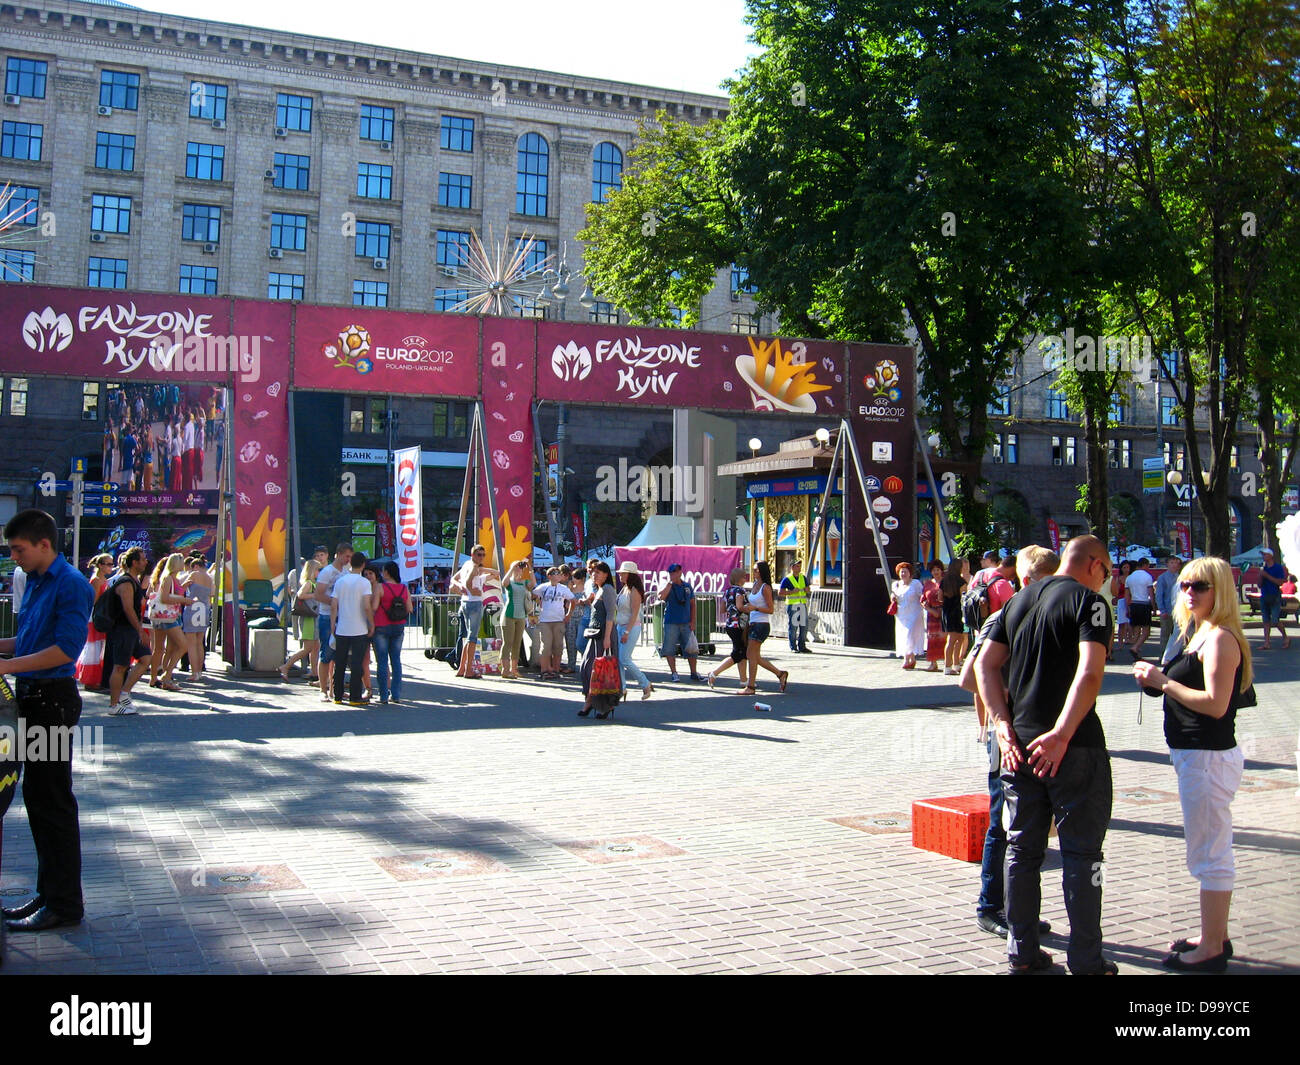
[477, 319, 538, 569]
[614, 546, 744, 600]
[0, 285, 243, 383]
[228, 300, 292, 605]
[536, 321, 846, 415]
[291, 303, 479, 395]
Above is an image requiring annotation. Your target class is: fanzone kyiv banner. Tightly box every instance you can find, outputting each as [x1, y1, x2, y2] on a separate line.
[394, 446, 423, 584]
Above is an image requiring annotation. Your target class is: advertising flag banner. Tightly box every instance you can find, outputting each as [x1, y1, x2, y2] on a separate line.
[394, 446, 423, 584]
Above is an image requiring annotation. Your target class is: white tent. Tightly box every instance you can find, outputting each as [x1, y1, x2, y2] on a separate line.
[625, 514, 751, 548]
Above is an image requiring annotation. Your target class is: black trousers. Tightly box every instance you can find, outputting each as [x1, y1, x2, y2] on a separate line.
[332, 634, 370, 702]
[15, 678, 84, 919]
[1002, 746, 1112, 972]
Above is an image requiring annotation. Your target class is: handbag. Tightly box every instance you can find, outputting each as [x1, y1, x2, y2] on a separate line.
[887, 600, 898, 616]
[148, 579, 181, 622]
[590, 652, 621, 696]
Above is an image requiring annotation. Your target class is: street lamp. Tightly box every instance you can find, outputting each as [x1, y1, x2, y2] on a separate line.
[748, 437, 762, 457]
[815, 427, 831, 448]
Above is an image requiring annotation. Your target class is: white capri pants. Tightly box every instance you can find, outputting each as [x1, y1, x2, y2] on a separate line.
[1171, 746, 1244, 892]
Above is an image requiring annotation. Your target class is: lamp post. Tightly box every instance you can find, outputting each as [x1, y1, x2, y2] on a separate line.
[748, 437, 762, 458]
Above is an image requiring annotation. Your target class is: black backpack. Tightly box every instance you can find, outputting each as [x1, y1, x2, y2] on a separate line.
[385, 584, 409, 622]
[961, 575, 992, 632]
[92, 575, 124, 633]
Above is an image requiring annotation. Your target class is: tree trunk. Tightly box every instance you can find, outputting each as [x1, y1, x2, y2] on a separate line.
[1082, 409, 1109, 541]
[1259, 391, 1300, 551]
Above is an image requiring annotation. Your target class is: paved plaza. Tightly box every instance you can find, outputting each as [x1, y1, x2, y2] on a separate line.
[2, 635, 1297, 975]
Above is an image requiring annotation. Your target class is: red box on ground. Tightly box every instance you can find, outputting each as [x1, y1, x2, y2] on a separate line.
[911, 794, 990, 863]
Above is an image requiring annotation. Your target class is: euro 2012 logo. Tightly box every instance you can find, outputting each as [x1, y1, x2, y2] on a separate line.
[864, 360, 902, 403]
[322, 325, 374, 374]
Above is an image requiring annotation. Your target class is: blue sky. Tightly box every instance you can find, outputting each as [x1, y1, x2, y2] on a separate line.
[137, 0, 760, 98]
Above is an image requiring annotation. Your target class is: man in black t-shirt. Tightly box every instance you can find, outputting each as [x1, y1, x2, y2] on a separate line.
[976, 535, 1115, 975]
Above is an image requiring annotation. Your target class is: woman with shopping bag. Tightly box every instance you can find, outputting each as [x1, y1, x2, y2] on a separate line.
[578, 562, 622, 719]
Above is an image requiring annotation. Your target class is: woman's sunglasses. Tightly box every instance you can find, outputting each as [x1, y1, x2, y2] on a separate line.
[1180, 580, 1212, 594]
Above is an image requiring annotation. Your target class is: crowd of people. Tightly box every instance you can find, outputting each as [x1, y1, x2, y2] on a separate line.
[0, 506, 1272, 972]
[99, 384, 224, 492]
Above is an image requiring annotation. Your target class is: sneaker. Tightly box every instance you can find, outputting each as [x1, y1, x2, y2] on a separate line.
[109, 695, 137, 716]
[669, 672, 679, 682]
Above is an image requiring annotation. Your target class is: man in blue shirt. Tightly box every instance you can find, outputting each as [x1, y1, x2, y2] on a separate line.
[657, 563, 702, 682]
[1257, 546, 1291, 650]
[0, 510, 93, 932]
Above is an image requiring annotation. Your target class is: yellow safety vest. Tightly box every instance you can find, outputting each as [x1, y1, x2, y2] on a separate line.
[785, 573, 808, 605]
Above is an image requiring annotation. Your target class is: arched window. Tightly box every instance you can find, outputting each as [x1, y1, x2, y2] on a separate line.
[516, 133, 549, 216]
[592, 142, 623, 202]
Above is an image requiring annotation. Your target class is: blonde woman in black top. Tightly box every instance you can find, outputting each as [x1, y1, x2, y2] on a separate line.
[1133, 556, 1252, 973]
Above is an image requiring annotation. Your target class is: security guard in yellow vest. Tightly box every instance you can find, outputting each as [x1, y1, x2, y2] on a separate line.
[778, 559, 811, 653]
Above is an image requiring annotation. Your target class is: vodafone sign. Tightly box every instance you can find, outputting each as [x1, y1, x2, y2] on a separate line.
[394, 446, 423, 583]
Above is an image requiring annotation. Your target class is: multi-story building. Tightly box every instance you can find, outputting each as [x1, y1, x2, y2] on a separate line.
[1, 0, 805, 552]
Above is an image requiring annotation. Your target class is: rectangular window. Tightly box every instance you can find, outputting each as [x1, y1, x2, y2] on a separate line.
[267, 272, 304, 300]
[1045, 388, 1070, 420]
[87, 256, 127, 288]
[5, 58, 47, 99]
[360, 104, 394, 143]
[95, 131, 136, 171]
[440, 114, 473, 152]
[730, 312, 759, 335]
[589, 301, 618, 324]
[90, 193, 131, 234]
[436, 229, 470, 268]
[273, 153, 310, 191]
[270, 212, 307, 251]
[430, 401, 470, 439]
[3, 184, 37, 226]
[179, 264, 218, 295]
[731, 265, 756, 296]
[181, 203, 221, 243]
[276, 93, 312, 132]
[352, 280, 388, 307]
[1161, 395, 1178, 426]
[1, 120, 42, 161]
[988, 383, 1011, 417]
[1051, 435, 1076, 466]
[185, 142, 225, 181]
[367, 398, 385, 435]
[1108, 439, 1119, 469]
[1160, 349, 1179, 379]
[348, 399, 364, 434]
[434, 288, 467, 312]
[1066, 436, 1076, 465]
[1005, 433, 1019, 465]
[431, 402, 447, 437]
[99, 70, 140, 110]
[0, 249, 35, 282]
[1121, 439, 1132, 468]
[993, 435, 1004, 464]
[189, 81, 227, 121]
[1109, 394, 1127, 423]
[82, 382, 100, 420]
[437, 172, 472, 209]
[356, 162, 392, 199]
[7, 377, 27, 417]
[1230, 445, 1239, 470]
[354, 221, 391, 260]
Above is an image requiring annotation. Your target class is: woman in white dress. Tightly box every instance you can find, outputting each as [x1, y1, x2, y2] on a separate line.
[891, 562, 926, 670]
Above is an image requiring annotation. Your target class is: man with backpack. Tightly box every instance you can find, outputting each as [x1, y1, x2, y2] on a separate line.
[963, 553, 1017, 636]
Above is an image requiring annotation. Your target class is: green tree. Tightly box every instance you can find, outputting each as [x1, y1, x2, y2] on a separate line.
[581, 0, 1117, 545]
[1111, 0, 1300, 557]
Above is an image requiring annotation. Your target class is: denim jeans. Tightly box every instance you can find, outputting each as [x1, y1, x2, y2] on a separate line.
[575, 609, 592, 655]
[617, 624, 650, 691]
[787, 603, 808, 651]
[978, 737, 1006, 918]
[372, 623, 404, 701]
[1003, 745, 1112, 972]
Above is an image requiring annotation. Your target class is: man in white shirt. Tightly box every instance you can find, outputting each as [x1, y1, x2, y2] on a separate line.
[1124, 557, 1156, 660]
[313, 542, 352, 702]
[533, 566, 575, 678]
[330, 551, 374, 705]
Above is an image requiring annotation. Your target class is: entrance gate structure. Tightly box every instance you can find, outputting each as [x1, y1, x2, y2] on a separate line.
[1, 284, 913, 646]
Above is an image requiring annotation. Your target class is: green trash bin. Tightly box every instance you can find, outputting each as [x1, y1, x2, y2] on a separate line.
[693, 595, 717, 655]
[651, 600, 664, 652]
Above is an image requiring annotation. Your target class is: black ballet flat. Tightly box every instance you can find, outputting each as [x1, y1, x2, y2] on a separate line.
[576, 707, 592, 717]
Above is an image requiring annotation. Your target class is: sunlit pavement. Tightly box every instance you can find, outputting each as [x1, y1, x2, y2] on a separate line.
[2, 632, 1295, 974]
